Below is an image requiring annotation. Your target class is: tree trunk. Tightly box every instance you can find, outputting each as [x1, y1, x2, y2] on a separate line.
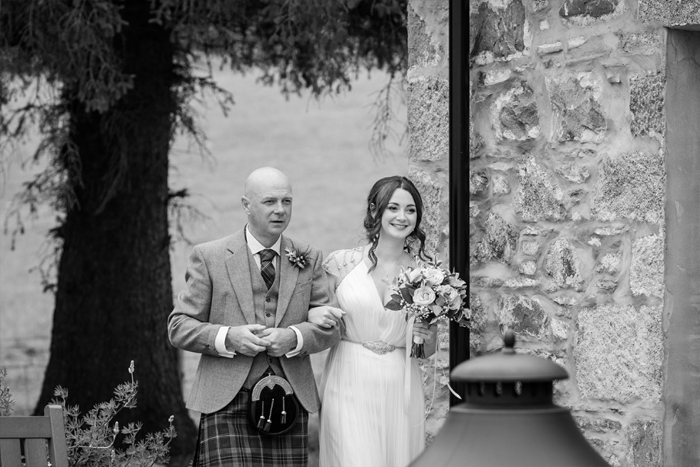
[34, 1, 197, 463]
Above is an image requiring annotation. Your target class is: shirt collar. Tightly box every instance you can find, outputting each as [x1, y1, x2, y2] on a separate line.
[245, 225, 281, 256]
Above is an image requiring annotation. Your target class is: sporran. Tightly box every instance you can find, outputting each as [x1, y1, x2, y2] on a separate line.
[248, 373, 300, 436]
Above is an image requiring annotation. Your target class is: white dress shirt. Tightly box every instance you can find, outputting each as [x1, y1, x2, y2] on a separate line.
[214, 226, 304, 358]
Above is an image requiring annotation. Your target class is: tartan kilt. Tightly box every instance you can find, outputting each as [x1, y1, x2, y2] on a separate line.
[193, 390, 308, 467]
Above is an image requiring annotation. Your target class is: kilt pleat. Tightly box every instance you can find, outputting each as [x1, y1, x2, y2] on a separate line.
[193, 390, 308, 467]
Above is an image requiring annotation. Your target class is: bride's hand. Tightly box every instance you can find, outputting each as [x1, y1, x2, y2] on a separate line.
[308, 306, 345, 328]
[412, 321, 439, 357]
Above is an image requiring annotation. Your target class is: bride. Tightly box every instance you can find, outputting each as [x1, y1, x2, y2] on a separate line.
[309, 175, 438, 467]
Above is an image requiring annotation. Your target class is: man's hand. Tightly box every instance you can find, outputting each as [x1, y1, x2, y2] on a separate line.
[308, 305, 345, 329]
[257, 327, 297, 357]
[226, 324, 271, 357]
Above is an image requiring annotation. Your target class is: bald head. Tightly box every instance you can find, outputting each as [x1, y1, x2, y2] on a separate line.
[244, 167, 291, 199]
[242, 167, 293, 246]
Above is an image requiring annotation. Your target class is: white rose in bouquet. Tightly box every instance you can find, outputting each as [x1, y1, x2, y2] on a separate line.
[423, 267, 446, 286]
[412, 285, 436, 306]
[439, 285, 462, 310]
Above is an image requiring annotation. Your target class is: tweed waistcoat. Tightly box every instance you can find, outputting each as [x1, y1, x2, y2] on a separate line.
[244, 248, 284, 388]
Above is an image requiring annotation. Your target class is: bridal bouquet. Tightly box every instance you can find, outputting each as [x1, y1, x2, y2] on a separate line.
[385, 257, 469, 358]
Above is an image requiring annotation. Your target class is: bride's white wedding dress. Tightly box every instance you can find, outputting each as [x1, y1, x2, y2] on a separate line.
[319, 249, 425, 467]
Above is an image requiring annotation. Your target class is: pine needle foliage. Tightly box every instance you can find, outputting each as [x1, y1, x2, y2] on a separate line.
[0, 1, 407, 458]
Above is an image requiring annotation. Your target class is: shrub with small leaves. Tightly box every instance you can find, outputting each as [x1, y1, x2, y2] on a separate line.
[0, 361, 176, 467]
[0, 368, 15, 416]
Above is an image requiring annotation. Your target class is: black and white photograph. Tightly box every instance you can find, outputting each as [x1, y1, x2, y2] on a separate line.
[4, 0, 693, 466]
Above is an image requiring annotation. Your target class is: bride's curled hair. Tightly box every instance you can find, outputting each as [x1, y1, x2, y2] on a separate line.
[363, 176, 431, 272]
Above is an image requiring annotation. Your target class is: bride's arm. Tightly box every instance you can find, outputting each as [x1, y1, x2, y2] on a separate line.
[306, 250, 346, 329]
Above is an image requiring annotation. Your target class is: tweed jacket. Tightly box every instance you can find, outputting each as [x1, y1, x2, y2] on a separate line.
[167, 229, 341, 414]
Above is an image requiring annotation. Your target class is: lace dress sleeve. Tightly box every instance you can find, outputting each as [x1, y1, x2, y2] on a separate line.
[322, 251, 342, 291]
[323, 247, 364, 287]
[323, 250, 341, 277]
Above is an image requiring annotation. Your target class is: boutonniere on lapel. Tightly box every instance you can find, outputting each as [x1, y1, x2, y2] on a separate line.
[285, 246, 310, 269]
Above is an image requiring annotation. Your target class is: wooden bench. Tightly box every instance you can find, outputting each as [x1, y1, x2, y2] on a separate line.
[0, 405, 69, 467]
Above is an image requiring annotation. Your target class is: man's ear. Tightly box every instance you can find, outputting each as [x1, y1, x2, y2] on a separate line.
[241, 196, 250, 214]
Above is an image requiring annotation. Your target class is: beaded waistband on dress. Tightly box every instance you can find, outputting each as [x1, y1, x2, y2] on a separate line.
[342, 338, 403, 355]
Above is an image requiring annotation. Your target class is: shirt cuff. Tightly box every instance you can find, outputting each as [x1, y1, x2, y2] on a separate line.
[285, 326, 304, 358]
[215, 326, 236, 358]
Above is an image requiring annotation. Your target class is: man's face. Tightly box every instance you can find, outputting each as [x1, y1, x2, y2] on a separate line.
[243, 178, 292, 246]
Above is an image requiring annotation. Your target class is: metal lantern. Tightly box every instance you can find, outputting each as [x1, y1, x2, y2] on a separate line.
[410, 331, 610, 467]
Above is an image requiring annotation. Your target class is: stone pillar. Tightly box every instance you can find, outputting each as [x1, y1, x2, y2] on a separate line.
[406, 0, 451, 443]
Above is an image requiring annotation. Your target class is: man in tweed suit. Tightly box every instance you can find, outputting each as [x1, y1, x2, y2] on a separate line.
[168, 167, 343, 466]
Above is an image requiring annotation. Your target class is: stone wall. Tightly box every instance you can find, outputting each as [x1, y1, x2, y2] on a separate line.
[467, 0, 667, 465]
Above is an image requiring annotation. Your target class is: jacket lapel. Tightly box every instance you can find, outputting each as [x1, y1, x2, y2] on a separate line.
[276, 236, 300, 326]
[225, 230, 256, 325]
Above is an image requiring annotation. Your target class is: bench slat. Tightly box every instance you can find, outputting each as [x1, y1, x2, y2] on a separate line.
[24, 439, 49, 467]
[45, 405, 69, 467]
[0, 438, 23, 467]
[0, 418, 52, 438]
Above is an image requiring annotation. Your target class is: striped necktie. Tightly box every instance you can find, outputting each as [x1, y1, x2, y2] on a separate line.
[259, 249, 276, 289]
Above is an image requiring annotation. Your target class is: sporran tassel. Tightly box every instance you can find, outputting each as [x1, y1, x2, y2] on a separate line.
[281, 396, 287, 424]
[264, 399, 275, 432]
[257, 400, 266, 429]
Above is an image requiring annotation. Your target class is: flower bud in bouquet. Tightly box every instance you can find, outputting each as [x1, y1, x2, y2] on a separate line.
[447, 272, 466, 288]
[406, 267, 423, 284]
[430, 305, 444, 318]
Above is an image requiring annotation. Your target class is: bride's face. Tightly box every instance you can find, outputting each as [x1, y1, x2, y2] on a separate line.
[379, 188, 417, 241]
